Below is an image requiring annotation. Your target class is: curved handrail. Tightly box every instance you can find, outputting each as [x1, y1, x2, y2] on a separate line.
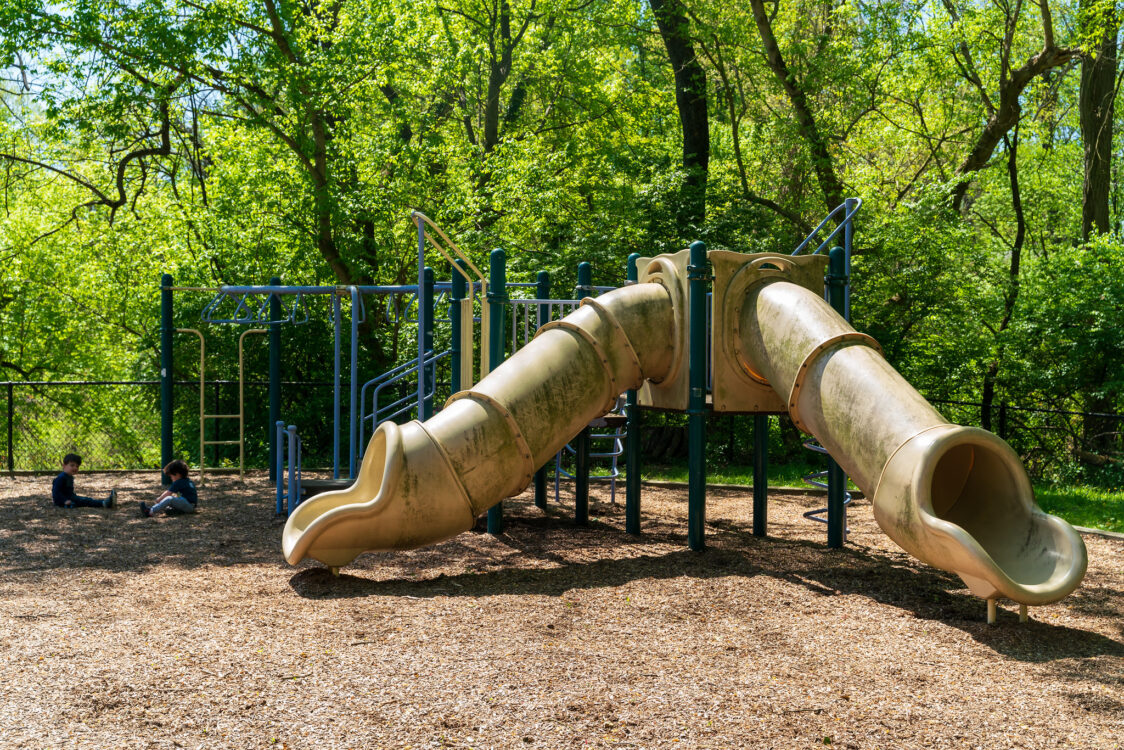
[790, 198, 863, 257]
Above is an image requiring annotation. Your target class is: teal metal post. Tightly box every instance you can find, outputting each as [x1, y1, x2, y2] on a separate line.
[160, 273, 174, 485]
[576, 261, 592, 298]
[534, 270, 551, 510]
[486, 249, 507, 535]
[421, 267, 435, 420]
[825, 247, 848, 547]
[450, 261, 466, 397]
[687, 241, 708, 551]
[753, 414, 768, 536]
[574, 427, 590, 525]
[625, 253, 642, 535]
[269, 276, 282, 482]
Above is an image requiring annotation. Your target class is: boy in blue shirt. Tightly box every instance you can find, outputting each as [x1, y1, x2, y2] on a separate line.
[52, 453, 116, 509]
[140, 459, 198, 517]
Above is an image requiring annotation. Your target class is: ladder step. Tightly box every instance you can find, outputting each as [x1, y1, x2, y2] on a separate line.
[204, 414, 241, 419]
[204, 440, 241, 446]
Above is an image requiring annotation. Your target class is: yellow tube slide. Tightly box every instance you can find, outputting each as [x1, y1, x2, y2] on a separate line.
[282, 280, 679, 567]
[739, 277, 1087, 605]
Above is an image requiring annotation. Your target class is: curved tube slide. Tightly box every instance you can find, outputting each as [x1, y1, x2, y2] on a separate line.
[738, 278, 1087, 605]
[283, 280, 679, 567]
[283, 257, 1086, 607]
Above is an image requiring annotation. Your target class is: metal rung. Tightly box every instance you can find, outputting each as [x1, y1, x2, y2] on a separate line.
[204, 414, 241, 419]
[204, 440, 241, 445]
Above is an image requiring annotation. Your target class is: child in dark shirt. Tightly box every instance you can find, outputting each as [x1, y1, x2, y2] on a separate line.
[139, 459, 198, 517]
[51, 454, 116, 509]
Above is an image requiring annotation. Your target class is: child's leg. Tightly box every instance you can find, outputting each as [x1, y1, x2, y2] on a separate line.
[149, 495, 196, 515]
[68, 495, 106, 509]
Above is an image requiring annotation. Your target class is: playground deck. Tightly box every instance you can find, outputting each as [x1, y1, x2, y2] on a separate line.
[1, 473, 1121, 749]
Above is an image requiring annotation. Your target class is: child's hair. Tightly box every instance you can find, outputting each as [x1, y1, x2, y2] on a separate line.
[63, 453, 82, 466]
[163, 459, 190, 478]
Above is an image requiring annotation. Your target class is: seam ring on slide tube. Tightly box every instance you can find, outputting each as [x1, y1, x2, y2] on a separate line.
[787, 332, 881, 432]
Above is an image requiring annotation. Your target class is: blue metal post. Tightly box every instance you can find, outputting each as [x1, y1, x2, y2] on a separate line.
[287, 424, 298, 515]
[826, 246, 848, 548]
[687, 241, 708, 551]
[268, 277, 281, 482]
[349, 287, 360, 478]
[753, 414, 768, 536]
[450, 261, 466, 396]
[160, 273, 174, 485]
[575, 427, 590, 525]
[332, 293, 341, 479]
[275, 421, 285, 515]
[486, 249, 507, 534]
[534, 270, 551, 510]
[625, 253, 642, 535]
[422, 267, 435, 420]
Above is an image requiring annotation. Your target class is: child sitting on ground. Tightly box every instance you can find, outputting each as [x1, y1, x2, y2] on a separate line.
[140, 459, 198, 517]
[52, 453, 116, 509]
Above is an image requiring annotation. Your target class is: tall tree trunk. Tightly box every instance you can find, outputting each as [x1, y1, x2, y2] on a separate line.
[649, 0, 709, 230]
[746, 0, 843, 216]
[981, 129, 1024, 432]
[1079, 1, 1117, 239]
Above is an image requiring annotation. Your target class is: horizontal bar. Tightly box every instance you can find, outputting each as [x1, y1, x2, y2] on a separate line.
[203, 440, 241, 446]
[203, 414, 241, 419]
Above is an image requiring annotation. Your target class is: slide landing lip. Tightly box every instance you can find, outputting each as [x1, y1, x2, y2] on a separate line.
[281, 421, 404, 565]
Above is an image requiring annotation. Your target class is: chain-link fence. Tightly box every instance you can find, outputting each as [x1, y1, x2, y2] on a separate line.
[1, 381, 161, 472]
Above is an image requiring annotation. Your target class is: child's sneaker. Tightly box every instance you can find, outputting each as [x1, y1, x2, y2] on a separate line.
[138, 501, 151, 517]
[105, 489, 117, 509]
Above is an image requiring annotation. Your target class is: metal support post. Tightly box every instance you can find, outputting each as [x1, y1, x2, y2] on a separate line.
[534, 270, 551, 510]
[826, 247, 848, 548]
[576, 261, 592, 298]
[7, 382, 14, 475]
[275, 421, 285, 515]
[287, 424, 298, 515]
[332, 293, 341, 479]
[450, 261, 466, 399]
[421, 267, 435, 420]
[160, 273, 174, 485]
[575, 427, 590, 525]
[753, 414, 769, 536]
[486, 249, 507, 535]
[625, 252, 642, 535]
[687, 241, 708, 551]
[268, 276, 282, 482]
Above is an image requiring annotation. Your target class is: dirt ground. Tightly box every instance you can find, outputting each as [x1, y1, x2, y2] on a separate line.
[1, 472, 1121, 750]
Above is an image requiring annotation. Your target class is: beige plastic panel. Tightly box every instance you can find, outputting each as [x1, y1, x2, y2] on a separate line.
[282, 282, 678, 568]
[634, 249, 690, 411]
[738, 278, 1087, 605]
[710, 251, 827, 413]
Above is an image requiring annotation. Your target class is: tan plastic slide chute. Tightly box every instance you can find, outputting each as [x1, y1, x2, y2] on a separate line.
[283, 254, 1086, 608]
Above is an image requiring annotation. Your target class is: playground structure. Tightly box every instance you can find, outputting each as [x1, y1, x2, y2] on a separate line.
[278, 202, 1088, 621]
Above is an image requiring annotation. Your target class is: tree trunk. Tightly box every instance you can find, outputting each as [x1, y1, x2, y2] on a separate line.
[649, 0, 709, 230]
[1079, 1, 1117, 239]
[746, 0, 843, 216]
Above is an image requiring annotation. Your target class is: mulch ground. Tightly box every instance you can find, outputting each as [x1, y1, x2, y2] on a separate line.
[1, 472, 1121, 750]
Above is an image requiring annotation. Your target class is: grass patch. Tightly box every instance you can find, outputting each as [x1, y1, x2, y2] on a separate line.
[1034, 485, 1124, 534]
[635, 462, 1124, 534]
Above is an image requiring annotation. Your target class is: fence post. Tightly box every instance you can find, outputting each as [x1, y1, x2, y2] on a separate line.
[534, 269, 551, 510]
[269, 276, 282, 482]
[161, 273, 174, 484]
[7, 382, 13, 475]
[486, 248, 507, 535]
[625, 253, 642, 535]
[687, 240, 709, 552]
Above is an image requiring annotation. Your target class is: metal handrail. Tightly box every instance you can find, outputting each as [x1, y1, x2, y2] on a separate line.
[790, 197, 863, 257]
